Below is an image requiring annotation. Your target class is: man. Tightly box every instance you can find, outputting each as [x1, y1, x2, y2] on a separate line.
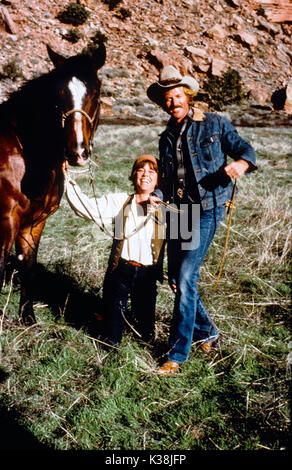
[147, 65, 257, 375]
[64, 155, 165, 346]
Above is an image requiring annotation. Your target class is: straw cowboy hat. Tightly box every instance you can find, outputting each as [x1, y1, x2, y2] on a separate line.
[147, 65, 199, 105]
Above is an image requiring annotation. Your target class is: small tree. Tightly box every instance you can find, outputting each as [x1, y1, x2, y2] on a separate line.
[204, 68, 245, 110]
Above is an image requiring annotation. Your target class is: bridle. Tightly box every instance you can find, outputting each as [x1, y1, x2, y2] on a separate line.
[62, 106, 99, 157]
[61, 107, 98, 129]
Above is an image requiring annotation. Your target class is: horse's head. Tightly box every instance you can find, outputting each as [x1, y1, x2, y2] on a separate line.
[47, 43, 106, 166]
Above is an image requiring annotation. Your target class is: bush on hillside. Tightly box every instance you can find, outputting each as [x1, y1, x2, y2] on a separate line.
[0, 59, 23, 81]
[57, 2, 90, 26]
[204, 68, 245, 110]
[62, 28, 84, 43]
[101, 0, 123, 10]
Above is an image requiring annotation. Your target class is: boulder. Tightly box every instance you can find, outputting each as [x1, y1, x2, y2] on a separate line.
[184, 46, 208, 59]
[194, 60, 210, 73]
[284, 80, 292, 114]
[210, 58, 229, 77]
[247, 83, 270, 106]
[0, 6, 17, 34]
[258, 1, 292, 23]
[256, 15, 281, 35]
[206, 24, 228, 40]
[185, 46, 210, 73]
[233, 29, 258, 50]
[146, 49, 171, 70]
[100, 97, 114, 117]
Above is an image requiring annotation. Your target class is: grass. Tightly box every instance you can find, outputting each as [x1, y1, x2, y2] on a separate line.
[0, 125, 291, 451]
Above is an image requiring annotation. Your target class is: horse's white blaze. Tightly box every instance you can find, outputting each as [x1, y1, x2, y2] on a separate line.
[68, 77, 87, 154]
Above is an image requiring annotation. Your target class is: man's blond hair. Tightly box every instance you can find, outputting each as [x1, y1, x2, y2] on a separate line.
[159, 86, 198, 109]
[182, 86, 198, 106]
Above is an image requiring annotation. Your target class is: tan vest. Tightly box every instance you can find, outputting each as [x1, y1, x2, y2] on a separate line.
[106, 195, 165, 281]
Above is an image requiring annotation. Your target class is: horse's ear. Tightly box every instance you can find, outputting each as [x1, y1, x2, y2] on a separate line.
[47, 45, 67, 68]
[91, 42, 106, 70]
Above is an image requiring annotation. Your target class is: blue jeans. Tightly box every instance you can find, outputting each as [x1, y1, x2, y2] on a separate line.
[167, 205, 225, 363]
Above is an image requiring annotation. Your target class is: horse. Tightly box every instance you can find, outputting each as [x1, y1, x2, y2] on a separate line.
[0, 42, 106, 324]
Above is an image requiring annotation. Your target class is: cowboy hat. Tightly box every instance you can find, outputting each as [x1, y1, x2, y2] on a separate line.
[147, 65, 199, 105]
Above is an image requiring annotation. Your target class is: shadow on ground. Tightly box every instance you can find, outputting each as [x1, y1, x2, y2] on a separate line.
[5, 257, 105, 339]
[1, 260, 106, 450]
[0, 403, 51, 451]
[33, 263, 105, 338]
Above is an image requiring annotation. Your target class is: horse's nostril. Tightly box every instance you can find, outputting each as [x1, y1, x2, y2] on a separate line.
[82, 149, 89, 160]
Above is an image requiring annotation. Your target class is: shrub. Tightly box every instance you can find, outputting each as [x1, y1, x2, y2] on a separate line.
[101, 0, 123, 10]
[204, 68, 245, 110]
[82, 30, 108, 57]
[119, 7, 132, 20]
[1, 59, 23, 81]
[62, 28, 84, 43]
[90, 30, 109, 44]
[57, 2, 90, 26]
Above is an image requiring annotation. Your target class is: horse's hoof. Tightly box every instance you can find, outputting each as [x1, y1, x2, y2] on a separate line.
[20, 316, 36, 326]
[19, 309, 36, 325]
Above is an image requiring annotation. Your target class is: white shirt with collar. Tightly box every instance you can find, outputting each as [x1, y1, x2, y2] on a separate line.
[65, 176, 154, 266]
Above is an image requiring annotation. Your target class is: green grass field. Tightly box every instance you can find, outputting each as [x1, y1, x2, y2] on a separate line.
[0, 125, 291, 451]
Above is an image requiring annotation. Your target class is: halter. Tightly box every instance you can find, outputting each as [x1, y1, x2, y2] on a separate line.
[61, 107, 98, 129]
[62, 106, 99, 159]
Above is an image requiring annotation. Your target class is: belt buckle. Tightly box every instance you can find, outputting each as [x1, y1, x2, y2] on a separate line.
[177, 187, 184, 198]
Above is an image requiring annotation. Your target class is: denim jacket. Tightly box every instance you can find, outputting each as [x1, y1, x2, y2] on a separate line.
[159, 112, 257, 210]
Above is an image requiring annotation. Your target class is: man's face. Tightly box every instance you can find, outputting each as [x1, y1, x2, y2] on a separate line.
[135, 163, 158, 194]
[163, 87, 189, 123]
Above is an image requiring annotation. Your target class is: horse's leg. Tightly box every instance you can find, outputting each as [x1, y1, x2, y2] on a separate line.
[0, 214, 20, 292]
[15, 219, 47, 324]
[0, 133, 27, 295]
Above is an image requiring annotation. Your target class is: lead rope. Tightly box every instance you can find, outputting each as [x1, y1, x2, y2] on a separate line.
[213, 179, 237, 292]
[88, 158, 114, 239]
[87, 158, 183, 232]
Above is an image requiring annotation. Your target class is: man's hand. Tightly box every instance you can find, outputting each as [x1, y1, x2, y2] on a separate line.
[224, 159, 249, 179]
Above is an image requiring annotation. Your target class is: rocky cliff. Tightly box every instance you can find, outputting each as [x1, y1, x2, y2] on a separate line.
[0, 0, 291, 125]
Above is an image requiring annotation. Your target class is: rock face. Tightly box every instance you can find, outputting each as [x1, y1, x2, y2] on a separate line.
[0, 0, 291, 125]
[0, 6, 17, 34]
[284, 80, 292, 114]
[258, 1, 292, 23]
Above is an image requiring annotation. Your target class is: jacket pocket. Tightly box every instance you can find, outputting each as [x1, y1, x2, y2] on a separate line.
[200, 133, 220, 161]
